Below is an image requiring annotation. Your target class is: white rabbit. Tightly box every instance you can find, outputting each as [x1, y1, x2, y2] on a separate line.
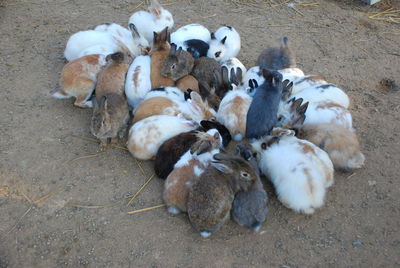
[128, 0, 174, 44]
[291, 75, 328, 95]
[127, 115, 198, 160]
[252, 128, 334, 214]
[143, 86, 185, 102]
[171, 23, 211, 45]
[305, 101, 353, 130]
[207, 26, 241, 62]
[278, 67, 305, 83]
[291, 83, 350, 108]
[221, 57, 247, 82]
[242, 66, 264, 97]
[125, 55, 151, 109]
[94, 23, 150, 56]
[64, 30, 118, 61]
[216, 84, 252, 141]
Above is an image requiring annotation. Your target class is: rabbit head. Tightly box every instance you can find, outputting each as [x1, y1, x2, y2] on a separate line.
[149, 0, 174, 28]
[211, 153, 257, 192]
[128, 23, 150, 55]
[277, 97, 309, 129]
[187, 91, 217, 121]
[190, 129, 222, 155]
[161, 43, 195, 81]
[200, 119, 232, 148]
[207, 33, 227, 61]
[251, 127, 295, 153]
[149, 27, 171, 55]
[91, 94, 129, 139]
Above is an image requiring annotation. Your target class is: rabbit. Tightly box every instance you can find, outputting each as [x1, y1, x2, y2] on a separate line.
[90, 52, 131, 147]
[232, 143, 268, 231]
[207, 26, 241, 62]
[150, 27, 175, 89]
[154, 119, 231, 179]
[256, 37, 296, 71]
[128, 0, 174, 44]
[52, 54, 107, 108]
[187, 153, 258, 237]
[175, 75, 199, 93]
[143, 86, 185, 102]
[291, 83, 350, 108]
[180, 39, 210, 59]
[278, 67, 305, 83]
[163, 129, 222, 214]
[291, 75, 328, 95]
[246, 69, 283, 140]
[304, 101, 353, 130]
[192, 57, 222, 98]
[127, 115, 198, 160]
[220, 57, 247, 83]
[297, 123, 365, 170]
[216, 69, 252, 141]
[242, 66, 264, 97]
[161, 44, 195, 81]
[277, 97, 309, 130]
[125, 55, 152, 109]
[94, 22, 150, 56]
[251, 127, 334, 214]
[64, 30, 118, 61]
[133, 90, 216, 123]
[171, 23, 211, 46]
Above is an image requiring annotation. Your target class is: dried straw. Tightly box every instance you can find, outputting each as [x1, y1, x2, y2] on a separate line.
[33, 187, 62, 205]
[127, 174, 155, 206]
[67, 152, 106, 164]
[127, 204, 165, 215]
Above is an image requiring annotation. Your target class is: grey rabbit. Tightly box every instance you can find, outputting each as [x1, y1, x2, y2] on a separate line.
[187, 153, 257, 237]
[91, 52, 131, 148]
[256, 37, 296, 71]
[245, 69, 283, 140]
[232, 144, 268, 231]
[161, 44, 195, 81]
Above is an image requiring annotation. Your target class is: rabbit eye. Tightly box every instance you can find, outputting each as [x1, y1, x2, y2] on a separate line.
[171, 64, 176, 69]
[215, 51, 221, 58]
[241, 172, 250, 179]
[278, 116, 283, 122]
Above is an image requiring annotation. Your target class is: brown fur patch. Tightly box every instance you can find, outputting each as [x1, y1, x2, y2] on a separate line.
[176, 75, 199, 93]
[303, 168, 315, 197]
[96, 61, 129, 100]
[300, 141, 316, 155]
[133, 65, 141, 89]
[150, 49, 175, 88]
[133, 97, 178, 123]
[315, 101, 343, 110]
[294, 75, 326, 85]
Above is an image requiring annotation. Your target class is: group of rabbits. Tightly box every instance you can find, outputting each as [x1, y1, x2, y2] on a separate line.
[53, 0, 365, 237]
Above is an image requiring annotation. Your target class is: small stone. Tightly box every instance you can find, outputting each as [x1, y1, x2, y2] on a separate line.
[368, 180, 377, 186]
[352, 239, 363, 248]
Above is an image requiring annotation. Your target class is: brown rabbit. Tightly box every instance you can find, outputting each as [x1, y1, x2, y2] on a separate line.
[161, 44, 195, 81]
[90, 52, 131, 147]
[187, 153, 257, 237]
[150, 27, 175, 88]
[53, 54, 107, 108]
[256, 37, 296, 71]
[175, 75, 199, 93]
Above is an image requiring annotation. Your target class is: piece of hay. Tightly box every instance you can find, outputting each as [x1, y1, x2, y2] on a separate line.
[127, 174, 155, 206]
[67, 152, 106, 164]
[33, 187, 62, 205]
[127, 204, 165, 215]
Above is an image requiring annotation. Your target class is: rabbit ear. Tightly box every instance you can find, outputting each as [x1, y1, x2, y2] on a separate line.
[190, 140, 212, 155]
[211, 161, 232, 174]
[297, 101, 309, 114]
[210, 32, 216, 40]
[281, 36, 289, 48]
[236, 67, 243, 85]
[129, 23, 140, 37]
[262, 69, 273, 80]
[169, 43, 177, 55]
[221, 36, 227, 45]
[221, 66, 229, 85]
[149, 0, 162, 17]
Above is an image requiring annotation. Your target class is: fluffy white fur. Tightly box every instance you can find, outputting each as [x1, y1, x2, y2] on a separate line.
[242, 66, 264, 97]
[171, 24, 211, 46]
[127, 115, 197, 160]
[291, 75, 328, 95]
[221, 57, 247, 81]
[291, 83, 350, 108]
[128, 0, 174, 44]
[305, 101, 353, 130]
[207, 26, 241, 62]
[278, 67, 305, 83]
[252, 130, 334, 214]
[125, 55, 152, 108]
[143, 87, 184, 102]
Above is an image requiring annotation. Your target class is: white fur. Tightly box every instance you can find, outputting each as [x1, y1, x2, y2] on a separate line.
[167, 206, 181, 214]
[125, 55, 152, 108]
[193, 165, 204, 177]
[94, 23, 149, 56]
[221, 57, 247, 81]
[128, 0, 174, 44]
[127, 115, 197, 160]
[291, 83, 350, 108]
[278, 67, 305, 83]
[171, 24, 211, 47]
[200, 231, 211, 238]
[252, 132, 334, 214]
[291, 75, 328, 95]
[242, 66, 264, 97]
[207, 26, 240, 62]
[304, 101, 353, 130]
[216, 89, 251, 141]
[143, 87, 184, 102]
[174, 150, 193, 168]
[64, 30, 118, 61]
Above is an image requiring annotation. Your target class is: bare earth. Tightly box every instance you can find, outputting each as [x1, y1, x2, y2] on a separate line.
[0, 0, 399, 267]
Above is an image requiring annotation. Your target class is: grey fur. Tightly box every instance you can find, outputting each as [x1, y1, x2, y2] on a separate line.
[256, 37, 296, 71]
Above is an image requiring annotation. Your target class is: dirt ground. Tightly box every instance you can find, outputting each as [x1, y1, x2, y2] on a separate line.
[0, 0, 399, 267]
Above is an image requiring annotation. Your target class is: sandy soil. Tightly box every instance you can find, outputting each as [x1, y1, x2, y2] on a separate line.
[0, 0, 399, 267]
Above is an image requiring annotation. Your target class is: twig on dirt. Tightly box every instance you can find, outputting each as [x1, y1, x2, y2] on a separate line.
[127, 174, 155, 206]
[299, 2, 319, 7]
[67, 152, 106, 164]
[290, 6, 305, 17]
[353, 43, 369, 55]
[127, 204, 165, 215]
[0, 1, 41, 7]
[6, 206, 32, 234]
[367, 8, 400, 24]
[70, 199, 124, 209]
[134, 158, 146, 178]
[69, 134, 128, 151]
[18, 189, 33, 204]
[200, 13, 216, 19]
[33, 187, 62, 205]
[129, 1, 144, 12]
[244, 24, 291, 29]
[346, 173, 356, 179]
